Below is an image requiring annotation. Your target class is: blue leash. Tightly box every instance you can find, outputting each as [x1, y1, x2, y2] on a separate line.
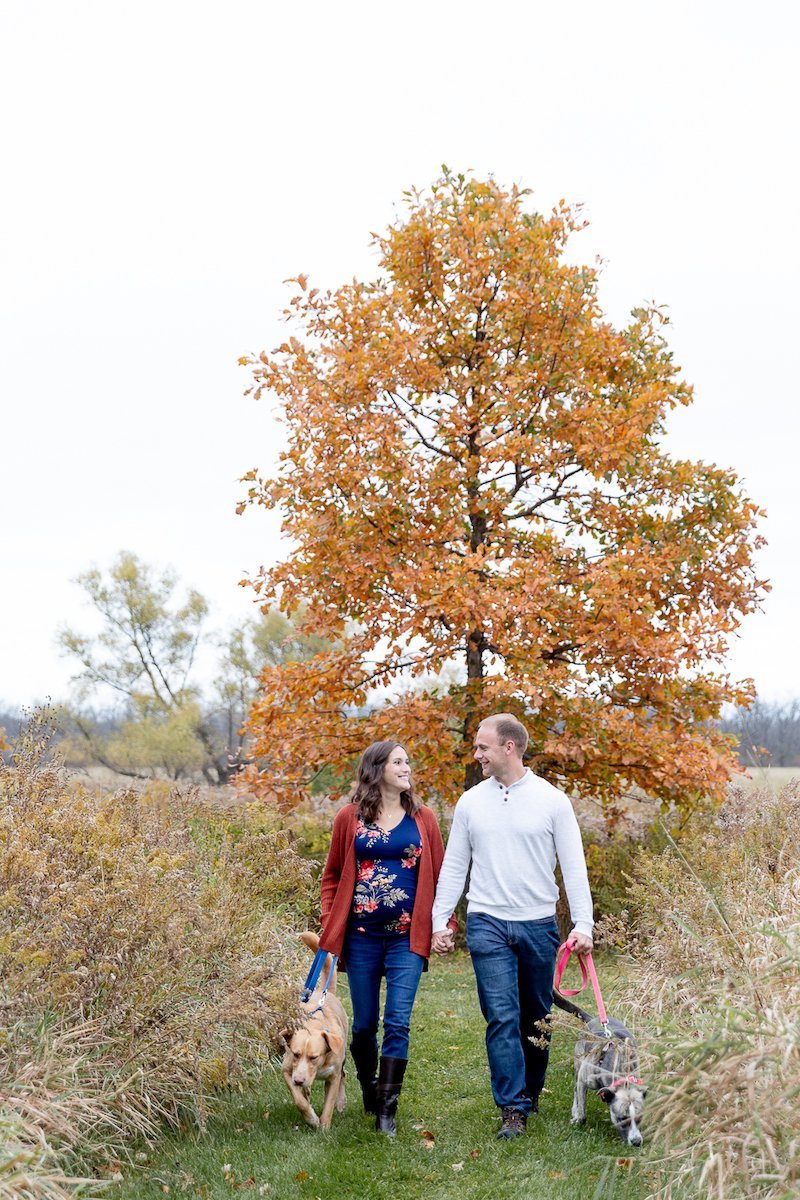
[300, 947, 338, 1014]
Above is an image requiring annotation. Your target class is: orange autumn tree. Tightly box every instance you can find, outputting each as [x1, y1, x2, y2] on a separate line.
[239, 170, 765, 812]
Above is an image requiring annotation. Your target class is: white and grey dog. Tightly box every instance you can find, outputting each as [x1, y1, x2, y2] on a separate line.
[553, 993, 647, 1147]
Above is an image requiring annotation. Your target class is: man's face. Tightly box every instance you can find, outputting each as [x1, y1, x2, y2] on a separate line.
[473, 722, 511, 777]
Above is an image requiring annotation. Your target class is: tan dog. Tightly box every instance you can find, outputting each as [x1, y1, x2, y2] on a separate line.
[280, 931, 348, 1129]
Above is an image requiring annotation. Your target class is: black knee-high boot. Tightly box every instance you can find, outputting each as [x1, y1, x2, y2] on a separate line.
[350, 1032, 379, 1115]
[376, 1055, 407, 1136]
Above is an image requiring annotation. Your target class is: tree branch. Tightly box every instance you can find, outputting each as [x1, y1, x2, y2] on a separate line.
[386, 392, 463, 463]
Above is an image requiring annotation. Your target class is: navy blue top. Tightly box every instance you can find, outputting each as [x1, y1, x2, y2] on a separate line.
[349, 813, 422, 936]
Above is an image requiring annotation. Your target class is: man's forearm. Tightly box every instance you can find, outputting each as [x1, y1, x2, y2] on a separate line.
[431, 852, 469, 930]
[555, 808, 594, 937]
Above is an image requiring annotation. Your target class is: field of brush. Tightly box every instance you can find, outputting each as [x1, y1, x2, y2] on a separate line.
[2, 721, 798, 1200]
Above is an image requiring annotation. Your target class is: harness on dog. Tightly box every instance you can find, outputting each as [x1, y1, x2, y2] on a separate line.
[300, 947, 339, 1015]
[554, 939, 610, 1036]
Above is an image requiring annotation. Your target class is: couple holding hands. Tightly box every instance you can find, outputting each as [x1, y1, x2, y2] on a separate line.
[318, 713, 594, 1140]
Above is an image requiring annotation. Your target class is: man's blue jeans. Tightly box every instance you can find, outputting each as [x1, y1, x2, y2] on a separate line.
[343, 931, 425, 1059]
[467, 912, 561, 1113]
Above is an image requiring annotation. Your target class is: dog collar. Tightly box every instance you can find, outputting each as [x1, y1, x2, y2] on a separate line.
[609, 1076, 643, 1088]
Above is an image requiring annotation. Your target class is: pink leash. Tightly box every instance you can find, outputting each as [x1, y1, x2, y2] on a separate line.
[554, 938, 610, 1033]
[555, 941, 644, 1087]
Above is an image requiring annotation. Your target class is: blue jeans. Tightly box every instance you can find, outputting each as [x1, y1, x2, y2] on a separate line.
[467, 912, 561, 1113]
[343, 932, 425, 1059]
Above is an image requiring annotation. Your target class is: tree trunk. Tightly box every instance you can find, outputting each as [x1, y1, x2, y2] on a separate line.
[463, 413, 487, 792]
[463, 628, 485, 791]
[195, 719, 235, 786]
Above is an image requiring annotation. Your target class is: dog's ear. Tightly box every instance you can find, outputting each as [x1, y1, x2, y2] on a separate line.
[278, 1027, 292, 1048]
[597, 1087, 615, 1103]
[640, 1087, 648, 1098]
[322, 1029, 344, 1056]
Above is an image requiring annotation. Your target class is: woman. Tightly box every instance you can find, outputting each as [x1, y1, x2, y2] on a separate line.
[320, 740, 455, 1136]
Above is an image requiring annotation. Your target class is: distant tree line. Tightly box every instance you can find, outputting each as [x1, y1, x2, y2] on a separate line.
[0, 552, 328, 784]
[4, 691, 799, 780]
[1, 551, 796, 782]
[5, 693, 800, 780]
[720, 698, 800, 768]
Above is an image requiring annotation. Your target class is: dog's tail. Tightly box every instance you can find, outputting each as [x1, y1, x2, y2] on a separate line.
[299, 930, 337, 994]
[552, 990, 593, 1023]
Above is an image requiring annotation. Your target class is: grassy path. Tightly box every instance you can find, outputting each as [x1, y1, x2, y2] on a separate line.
[115, 953, 654, 1200]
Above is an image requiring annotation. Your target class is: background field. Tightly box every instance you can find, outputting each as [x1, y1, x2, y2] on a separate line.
[733, 765, 800, 792]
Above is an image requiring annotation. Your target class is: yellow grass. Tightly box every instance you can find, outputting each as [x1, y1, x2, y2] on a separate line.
[0, 713, 316, 1198]
[609, 781, 800, 1199]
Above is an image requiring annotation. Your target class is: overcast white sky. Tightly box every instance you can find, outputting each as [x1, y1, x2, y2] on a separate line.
[1, 0, 798, 713]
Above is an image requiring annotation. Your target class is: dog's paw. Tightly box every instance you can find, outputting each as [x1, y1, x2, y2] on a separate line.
[303, 1111, 320, 1130]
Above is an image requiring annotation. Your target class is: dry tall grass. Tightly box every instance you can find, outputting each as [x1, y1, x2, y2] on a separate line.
[0, 713, 315, 1197]
[606, 781, 800, 1200]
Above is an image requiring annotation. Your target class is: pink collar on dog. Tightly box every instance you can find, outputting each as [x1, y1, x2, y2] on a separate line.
[610, 1076, 644, 1089]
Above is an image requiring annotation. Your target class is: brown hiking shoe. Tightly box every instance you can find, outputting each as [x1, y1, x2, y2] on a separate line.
[497, 1107, 527, 1139]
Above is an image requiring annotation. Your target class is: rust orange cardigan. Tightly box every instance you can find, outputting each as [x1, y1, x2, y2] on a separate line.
[319, 802, 455, 966]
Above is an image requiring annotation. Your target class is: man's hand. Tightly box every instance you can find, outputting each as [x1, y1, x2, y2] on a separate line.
[568, 929, 594, 955]
[431, 930, 455, 955]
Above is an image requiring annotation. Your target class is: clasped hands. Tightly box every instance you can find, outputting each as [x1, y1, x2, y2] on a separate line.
[431, 929, 455, 955]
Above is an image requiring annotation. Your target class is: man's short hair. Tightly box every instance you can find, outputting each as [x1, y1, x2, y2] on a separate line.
[482, 713, 529, 756]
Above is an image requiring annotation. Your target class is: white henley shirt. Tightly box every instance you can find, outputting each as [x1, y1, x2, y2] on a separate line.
[431, 768, 594, 937]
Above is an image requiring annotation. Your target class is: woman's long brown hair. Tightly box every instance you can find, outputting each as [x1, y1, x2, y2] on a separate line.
[351, 740, 420, 825]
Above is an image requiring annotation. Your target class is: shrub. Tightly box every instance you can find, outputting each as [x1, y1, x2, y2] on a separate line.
[615, 782, 800, 1200]
[0, 712, 316, 1197]
[550, 793, 673, 941]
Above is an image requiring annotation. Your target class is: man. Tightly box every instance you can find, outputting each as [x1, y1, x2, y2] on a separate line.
[431, 713, 594, 1140]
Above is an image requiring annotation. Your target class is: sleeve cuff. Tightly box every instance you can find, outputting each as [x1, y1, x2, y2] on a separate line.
[571, 922, 594, 938]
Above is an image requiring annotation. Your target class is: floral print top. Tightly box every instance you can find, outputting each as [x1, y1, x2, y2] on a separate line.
[350, 813, 422, 936]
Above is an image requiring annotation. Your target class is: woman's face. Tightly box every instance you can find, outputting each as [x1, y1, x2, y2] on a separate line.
[381, 745, 411, 793]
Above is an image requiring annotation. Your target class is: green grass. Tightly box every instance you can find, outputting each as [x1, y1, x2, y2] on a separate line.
[113, 954, 662, 1200]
